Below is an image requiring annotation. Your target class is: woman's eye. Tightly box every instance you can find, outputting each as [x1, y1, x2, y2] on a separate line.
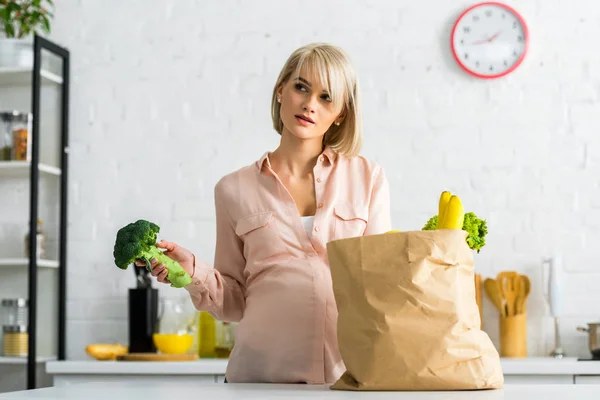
[321, 94, 332, 102]
[295, 83, 307, 92]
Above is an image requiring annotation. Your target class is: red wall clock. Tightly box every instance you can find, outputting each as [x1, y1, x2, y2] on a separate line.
[451, 2, 529, 79]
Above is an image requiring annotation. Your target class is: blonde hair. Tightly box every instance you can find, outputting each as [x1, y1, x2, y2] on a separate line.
[271, 43, 363, 157]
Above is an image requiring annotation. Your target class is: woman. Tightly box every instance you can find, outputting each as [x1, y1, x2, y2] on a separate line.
[137, 43, 391, 384]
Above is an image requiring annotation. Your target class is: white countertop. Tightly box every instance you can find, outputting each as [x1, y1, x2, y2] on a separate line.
[46, 358, 229, 375]
[45, 357, 600, 376]
[1, 382, 600, 399]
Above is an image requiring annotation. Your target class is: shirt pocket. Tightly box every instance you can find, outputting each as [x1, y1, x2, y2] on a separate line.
[333, 203, 369, 239]
[235, 211, 290, 263]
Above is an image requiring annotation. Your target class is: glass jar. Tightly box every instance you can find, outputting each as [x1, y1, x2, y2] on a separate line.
[153, 298, 194, 355]
[0, 111, 14, 161]
[3, 325, 28, 357]
[0, 111, 31, 161]
[215, 321, 236, 358]
[11, 112, 32, 161]
[24, 219, 46, 259]
[2, 298, 28, 326]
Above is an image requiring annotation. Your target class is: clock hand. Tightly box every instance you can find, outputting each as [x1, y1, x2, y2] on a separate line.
[488, 31, 501, 42]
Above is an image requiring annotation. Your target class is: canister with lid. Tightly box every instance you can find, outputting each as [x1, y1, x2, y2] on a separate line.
[2, 298, 28, 326]
[0, 111, 32, 161]
[3, 325, 28, 357]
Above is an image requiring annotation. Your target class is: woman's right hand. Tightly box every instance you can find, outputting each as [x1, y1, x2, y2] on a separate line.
[134, 240, 195, 284]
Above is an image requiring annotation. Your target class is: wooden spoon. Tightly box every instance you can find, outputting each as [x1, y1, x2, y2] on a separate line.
[515, 275, 531, 314]
[484, 278, 505, 317]
[497, 271, 520, 317]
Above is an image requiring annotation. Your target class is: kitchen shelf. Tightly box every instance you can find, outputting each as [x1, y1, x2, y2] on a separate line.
[0, 356, 56, 365]
[0, 161, 61, 177]
[0, 67, 63, 86]
[0, 258, 59, 269]
[0, 35, 70, 391]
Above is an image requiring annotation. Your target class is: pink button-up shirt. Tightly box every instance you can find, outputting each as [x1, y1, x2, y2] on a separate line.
[185, 146, 391, 384]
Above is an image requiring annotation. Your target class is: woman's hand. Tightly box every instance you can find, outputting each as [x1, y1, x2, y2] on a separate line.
[134, 240, 195, 284]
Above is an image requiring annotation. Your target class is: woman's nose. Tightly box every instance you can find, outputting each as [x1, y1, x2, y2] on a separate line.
[302, 98, 317, 113]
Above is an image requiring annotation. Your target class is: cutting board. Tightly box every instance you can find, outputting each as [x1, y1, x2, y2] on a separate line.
[116, 353, 198, 361]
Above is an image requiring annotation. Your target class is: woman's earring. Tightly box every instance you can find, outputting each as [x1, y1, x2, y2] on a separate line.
[277, 98, 281, 103]
[335, 121, 340, 126]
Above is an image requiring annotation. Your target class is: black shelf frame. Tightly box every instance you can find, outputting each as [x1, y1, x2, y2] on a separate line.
[26, 34, 70, 390]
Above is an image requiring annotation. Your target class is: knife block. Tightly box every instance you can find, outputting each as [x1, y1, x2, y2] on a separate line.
[128, 287, 159, 353]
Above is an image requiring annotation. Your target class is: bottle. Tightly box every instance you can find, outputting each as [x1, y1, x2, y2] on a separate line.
[24, 219, 45, 259]
[197, 311, 216, 358]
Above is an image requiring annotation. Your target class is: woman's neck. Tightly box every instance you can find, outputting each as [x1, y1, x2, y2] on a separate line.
[269, 131, 324, 178]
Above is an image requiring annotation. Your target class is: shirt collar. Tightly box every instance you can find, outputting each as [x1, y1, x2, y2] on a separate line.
[256, 146, 338, 171]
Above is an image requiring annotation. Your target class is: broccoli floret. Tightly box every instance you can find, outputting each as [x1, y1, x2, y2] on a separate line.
[422, 212, 487, 253]
[113, 219, 192, 288]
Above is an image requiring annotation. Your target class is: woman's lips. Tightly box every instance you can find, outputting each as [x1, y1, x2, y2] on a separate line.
[295, 115, 314, 126]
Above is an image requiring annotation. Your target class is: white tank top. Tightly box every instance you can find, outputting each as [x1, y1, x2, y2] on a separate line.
[301, 216, 314, 239]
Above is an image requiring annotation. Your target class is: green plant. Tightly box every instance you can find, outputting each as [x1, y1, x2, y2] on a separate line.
[113, 219, 193, 288]
[0, 0, 54, 39]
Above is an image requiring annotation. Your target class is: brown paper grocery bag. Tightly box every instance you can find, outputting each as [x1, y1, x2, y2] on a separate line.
[327, 229, 503, 391]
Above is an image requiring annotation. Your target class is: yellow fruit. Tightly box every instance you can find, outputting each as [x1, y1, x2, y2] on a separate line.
[437, 191, 452, 229]
[85, 343, 128, 361]
[440, 195, 464, 229]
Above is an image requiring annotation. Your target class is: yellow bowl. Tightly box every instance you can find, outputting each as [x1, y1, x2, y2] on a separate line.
[152, 333, 194, 355]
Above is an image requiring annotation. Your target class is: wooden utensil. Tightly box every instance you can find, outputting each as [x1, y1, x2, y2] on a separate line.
[475, 274, 483, 328]
[515, 275, 531, 314]
[484, 278, 505, 317]
[497, 271, 520, 317]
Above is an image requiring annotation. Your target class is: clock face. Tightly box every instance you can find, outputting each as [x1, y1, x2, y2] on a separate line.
[451, 2, 528, 79]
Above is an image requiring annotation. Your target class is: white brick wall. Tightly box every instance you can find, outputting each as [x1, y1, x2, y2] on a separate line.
[39, 0, 600, 360]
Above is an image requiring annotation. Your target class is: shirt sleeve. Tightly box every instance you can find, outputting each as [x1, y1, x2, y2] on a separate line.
[184, 181, 246, 322]
[364, 165, 392, 236]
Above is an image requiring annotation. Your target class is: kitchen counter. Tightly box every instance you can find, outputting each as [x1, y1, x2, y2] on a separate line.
[0, 382, 600, 400]
[1, 382, 600, 399]
[46, 357, 600, 375]
[500, 357, 600, 375]
[46, 358, 230, 375]
[44, 357, 600, 387]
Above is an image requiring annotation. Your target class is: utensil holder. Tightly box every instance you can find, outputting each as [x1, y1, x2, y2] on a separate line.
[500, 313, 527, 357]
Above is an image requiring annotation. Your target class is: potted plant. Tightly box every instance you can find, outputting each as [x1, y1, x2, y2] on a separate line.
[0, 0, 54, 68]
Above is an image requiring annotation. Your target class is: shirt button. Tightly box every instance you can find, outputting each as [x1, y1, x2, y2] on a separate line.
[316, 177, 322, 183]
[314, 226, 319, 232]
[317, 203, 323, 208]
[320, 155, 325, 162]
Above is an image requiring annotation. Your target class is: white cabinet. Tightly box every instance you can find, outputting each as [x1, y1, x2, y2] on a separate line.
[504, 375, 574, 385]
[574, 376, 600, 385]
